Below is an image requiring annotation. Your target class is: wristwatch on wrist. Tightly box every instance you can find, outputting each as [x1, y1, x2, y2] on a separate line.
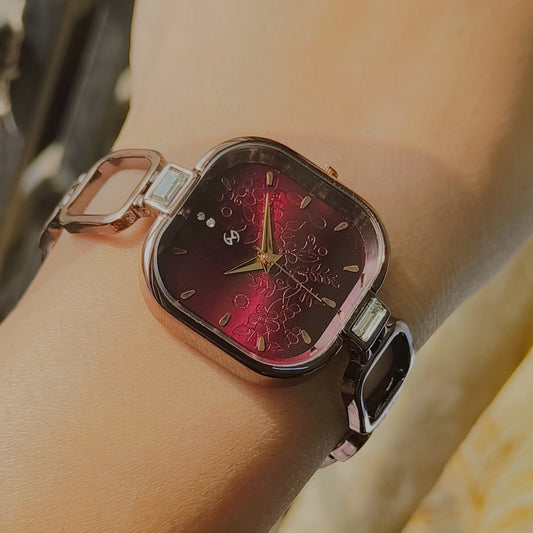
[40, 137, 414, 467]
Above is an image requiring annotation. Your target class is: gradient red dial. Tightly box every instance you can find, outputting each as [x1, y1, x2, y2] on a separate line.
[154, 152, 385, 370]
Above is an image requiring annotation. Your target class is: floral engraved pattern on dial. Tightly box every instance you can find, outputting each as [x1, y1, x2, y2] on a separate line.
[233, 304, 281, 350]
[157, 161, 369, 363]
[233, 293, 250, 309]
[231, 271, 308, 353]
[219, 172, 263, 246]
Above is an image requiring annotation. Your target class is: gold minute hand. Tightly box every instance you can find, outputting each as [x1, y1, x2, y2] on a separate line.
[260, 193, 274, 254]
[260, 193, 276, 272]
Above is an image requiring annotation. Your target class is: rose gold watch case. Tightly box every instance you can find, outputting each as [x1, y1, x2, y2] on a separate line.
[39, 137, 415, 466]
[142, 137, 391, 381]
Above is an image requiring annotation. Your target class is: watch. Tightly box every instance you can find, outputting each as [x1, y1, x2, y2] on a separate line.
[40, 137, 414, 466]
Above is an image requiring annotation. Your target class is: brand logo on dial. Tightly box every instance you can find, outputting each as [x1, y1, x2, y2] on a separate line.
[223, 229, 240, 246]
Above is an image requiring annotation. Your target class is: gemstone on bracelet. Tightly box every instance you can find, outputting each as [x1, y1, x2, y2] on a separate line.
[150, 167, 189, 206]
[351, 297, 388, 343]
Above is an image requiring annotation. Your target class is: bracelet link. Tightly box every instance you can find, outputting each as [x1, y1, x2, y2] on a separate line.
[322, 313, 414, 467]
[40, 149, 168, 256]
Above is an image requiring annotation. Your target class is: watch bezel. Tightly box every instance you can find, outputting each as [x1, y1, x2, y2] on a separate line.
[142, 137, 390, 379]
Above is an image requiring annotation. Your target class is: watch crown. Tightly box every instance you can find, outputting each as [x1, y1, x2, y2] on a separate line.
[323, 165, 339, 179]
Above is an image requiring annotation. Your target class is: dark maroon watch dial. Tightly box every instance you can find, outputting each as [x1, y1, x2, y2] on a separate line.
[152, 141, 386, 374]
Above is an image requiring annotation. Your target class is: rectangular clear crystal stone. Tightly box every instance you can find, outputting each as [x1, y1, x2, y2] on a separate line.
[351, 297, 388, 343]
[150, 167, 188, 206]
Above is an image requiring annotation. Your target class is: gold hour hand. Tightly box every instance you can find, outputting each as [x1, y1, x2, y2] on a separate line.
[224, 255, 264, 275]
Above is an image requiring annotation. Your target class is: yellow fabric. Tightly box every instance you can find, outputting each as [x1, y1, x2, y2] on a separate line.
[276, 237, 533, 533]
[404, 345, 533, 533]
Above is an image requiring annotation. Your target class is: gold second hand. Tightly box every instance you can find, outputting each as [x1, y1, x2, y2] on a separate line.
[253, 246, 323, 304]
[271, 260, 323, 305]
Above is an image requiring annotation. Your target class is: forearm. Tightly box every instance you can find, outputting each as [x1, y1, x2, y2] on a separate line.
[0, 231, 347, 532]
[120, 0, 533, 342]
[1, 2, 533, 532]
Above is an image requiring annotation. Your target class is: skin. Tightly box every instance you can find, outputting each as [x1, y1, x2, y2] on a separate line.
[1, 1, 532, 532]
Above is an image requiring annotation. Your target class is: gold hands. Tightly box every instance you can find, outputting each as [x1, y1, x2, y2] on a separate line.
[224, 250, 283, 276]
[225, 248, 336, 308]
[260, 193, 276, 272]
[272, 259, 324, 305]
[253, 249, 335, 308]
[260, 193, 272, 253]
[225, 193, 279, 276]
[260, 250, 283, 267]
[224, 189, 336, 308]
[224, 255, 264, 275]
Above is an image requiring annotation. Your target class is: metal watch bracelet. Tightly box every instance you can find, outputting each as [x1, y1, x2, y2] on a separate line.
[40, 148, 415, 468]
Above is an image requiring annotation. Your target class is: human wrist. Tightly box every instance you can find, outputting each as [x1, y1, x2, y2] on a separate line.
[113, 128, 491, 346]
[1, 216, 348, 531]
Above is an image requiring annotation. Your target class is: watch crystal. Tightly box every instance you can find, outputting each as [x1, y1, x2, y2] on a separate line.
[150, 141, 386, 375]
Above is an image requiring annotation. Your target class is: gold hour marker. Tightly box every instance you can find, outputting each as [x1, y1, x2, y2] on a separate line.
[257, 336, 266, 352]
[266, 171, 273, 186]
[219, 312, 231, 327]
[334, 221, 349, 232]
[343, 265, 360, 273]
[171, 247, 187, 255]
[301, 329, 312, 345]
[300, 195, 312, 209]
[221, 177, 232, 191]
[322, 297, 337, 308]
[360, 273, 366, 286]
[180, 289, 196, 300]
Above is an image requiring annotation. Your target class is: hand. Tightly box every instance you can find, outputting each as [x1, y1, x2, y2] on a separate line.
[224, 255, 263, 275]
[255, 249, 336, 308]
[267, 253, 336, 308]
[226, 192, 280, 276]
[260, 192, 275, 271]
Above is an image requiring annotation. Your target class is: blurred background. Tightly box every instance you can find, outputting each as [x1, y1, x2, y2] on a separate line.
[0, 0, 133, 319]
[1, 2, 532, 532]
